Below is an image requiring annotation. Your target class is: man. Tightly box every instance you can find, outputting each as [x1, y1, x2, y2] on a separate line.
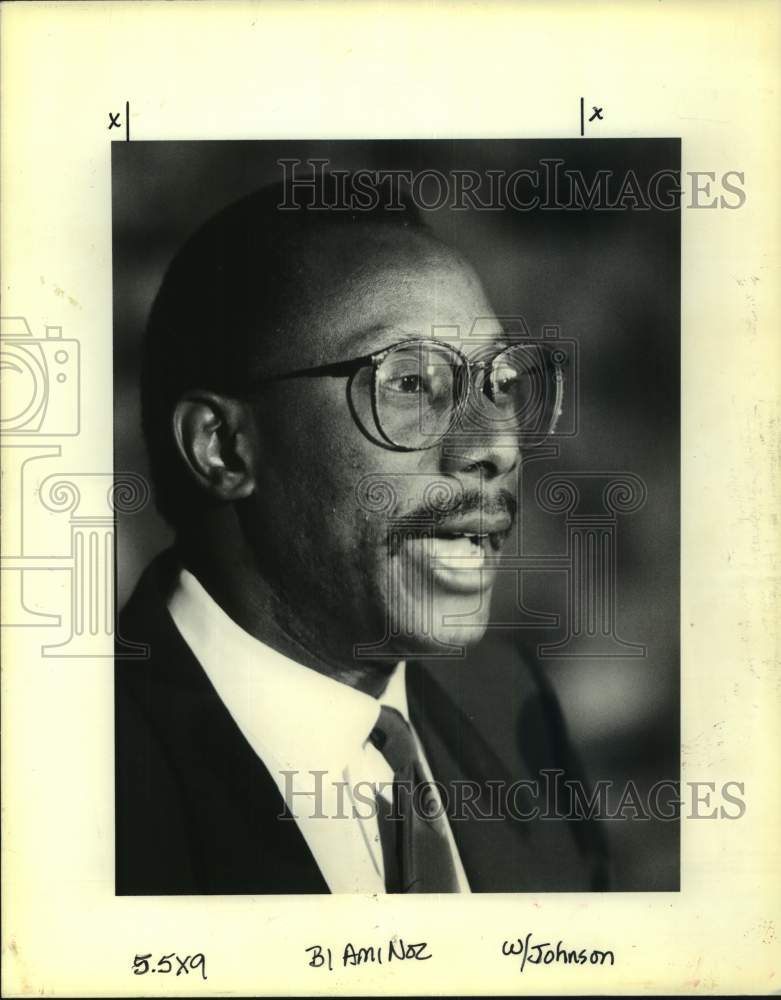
[115, 175, 608, 894]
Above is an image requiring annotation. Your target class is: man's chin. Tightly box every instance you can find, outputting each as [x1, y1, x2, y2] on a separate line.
[386, 601, 492, 659]
[357, 574, 495, 660]
[421, 620, 488, 657]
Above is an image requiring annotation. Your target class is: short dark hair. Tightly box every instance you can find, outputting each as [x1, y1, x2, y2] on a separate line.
[141, 176, 429, 528]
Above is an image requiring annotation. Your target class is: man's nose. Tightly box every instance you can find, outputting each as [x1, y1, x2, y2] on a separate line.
[437, 424, 520, 481]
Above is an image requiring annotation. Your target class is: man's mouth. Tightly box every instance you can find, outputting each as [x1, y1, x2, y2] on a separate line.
[430, 530, 504, 565]
[395, 513, 512, 594]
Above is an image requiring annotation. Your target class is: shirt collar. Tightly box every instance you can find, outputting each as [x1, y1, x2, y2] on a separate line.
[168, 567, 406, 773]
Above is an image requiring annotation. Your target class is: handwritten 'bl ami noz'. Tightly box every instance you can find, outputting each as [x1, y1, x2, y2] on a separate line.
[306, 939, 431, 970]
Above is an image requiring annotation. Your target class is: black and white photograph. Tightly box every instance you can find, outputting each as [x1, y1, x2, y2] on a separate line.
[113, 140, 680, 895]
[3, 3, 778, 995]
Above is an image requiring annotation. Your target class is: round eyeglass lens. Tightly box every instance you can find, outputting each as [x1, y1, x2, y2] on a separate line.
[374, 341, 463, 450]
[484, 343, 559, 443]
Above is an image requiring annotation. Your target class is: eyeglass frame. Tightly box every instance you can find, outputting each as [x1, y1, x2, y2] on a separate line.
[246, 337, 565, 452]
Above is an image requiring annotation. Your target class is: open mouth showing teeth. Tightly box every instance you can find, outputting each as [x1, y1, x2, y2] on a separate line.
[435, 531, 505, 553]
[426, 531, 507, 572]
[393, 526, 510, 594]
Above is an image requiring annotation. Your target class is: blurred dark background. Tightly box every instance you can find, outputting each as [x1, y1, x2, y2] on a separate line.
[113, 140, 679, 891]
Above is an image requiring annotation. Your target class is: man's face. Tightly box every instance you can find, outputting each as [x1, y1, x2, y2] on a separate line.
[242, 228, 520, 665]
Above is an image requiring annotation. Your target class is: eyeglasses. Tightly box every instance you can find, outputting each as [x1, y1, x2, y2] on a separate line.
[252, 338, 565, 452]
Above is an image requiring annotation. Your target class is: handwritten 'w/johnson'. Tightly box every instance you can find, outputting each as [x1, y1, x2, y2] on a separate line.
[502, 933, 615, 974]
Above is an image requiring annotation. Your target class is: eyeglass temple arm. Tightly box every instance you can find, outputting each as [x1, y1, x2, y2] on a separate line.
[252, 341, 563, 386]
[251, 353, 375, 385]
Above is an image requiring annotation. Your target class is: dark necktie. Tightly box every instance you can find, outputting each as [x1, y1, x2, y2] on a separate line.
[369, 705, 459, 893]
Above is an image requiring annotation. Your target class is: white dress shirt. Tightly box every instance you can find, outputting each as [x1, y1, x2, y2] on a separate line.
[167, 568, 470, 893]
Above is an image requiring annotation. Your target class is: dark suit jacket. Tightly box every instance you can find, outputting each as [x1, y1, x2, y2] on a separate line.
[115, 551, 609, 894]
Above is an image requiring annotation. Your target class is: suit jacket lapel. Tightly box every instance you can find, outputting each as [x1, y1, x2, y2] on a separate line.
[406, 657, 599, 892]
[118, 552, 603, 894]
[116, 552, 328, 894]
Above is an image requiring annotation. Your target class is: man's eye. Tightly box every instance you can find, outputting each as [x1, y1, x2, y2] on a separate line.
[492, 365, 522, 394]
[385, 373, 425, 394]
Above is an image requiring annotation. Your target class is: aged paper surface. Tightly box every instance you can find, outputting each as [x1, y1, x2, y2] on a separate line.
[1, 0, 779, 995]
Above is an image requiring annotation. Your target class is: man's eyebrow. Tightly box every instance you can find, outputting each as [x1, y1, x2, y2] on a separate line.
[341, 323, 418, 356]
[341, 322, 511, 359]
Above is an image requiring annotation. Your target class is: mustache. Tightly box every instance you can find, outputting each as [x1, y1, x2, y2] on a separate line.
[389, 487, 517, 532]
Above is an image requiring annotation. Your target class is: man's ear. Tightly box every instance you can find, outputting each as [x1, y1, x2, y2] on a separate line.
[172, 391, 257, 502]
